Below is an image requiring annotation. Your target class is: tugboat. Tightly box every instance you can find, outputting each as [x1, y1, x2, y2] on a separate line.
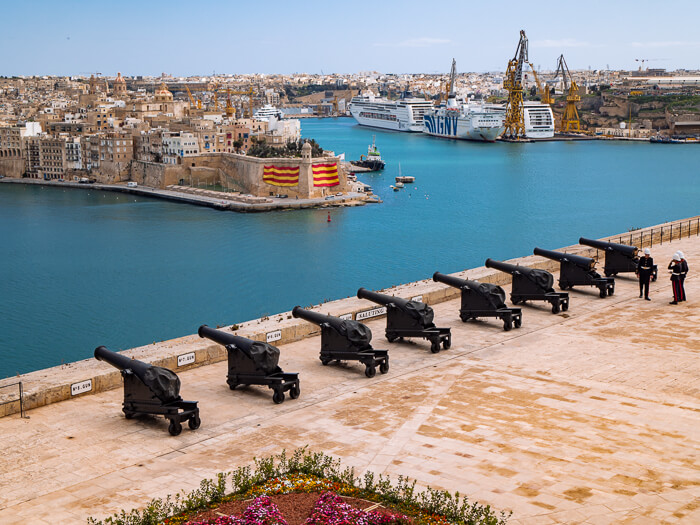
[350, 136, 386, 171]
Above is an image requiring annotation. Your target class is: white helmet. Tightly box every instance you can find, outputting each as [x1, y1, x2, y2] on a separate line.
[644, 248, 651, 255]
[677, 251, 685, 259]
[673, 254, 681, 261]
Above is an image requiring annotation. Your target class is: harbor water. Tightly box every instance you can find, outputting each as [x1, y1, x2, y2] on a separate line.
[1, 118, 698, 378]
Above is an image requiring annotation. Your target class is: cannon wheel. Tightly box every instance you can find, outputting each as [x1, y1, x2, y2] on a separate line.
[123, 411, 135, 420]
[379, 359, 389, 374]
[188, 415, 201, 430]
[443, 337, 451, 350]
[430, 339, 441, 353]
[551, 302, 560, 314]
[652, 273, 658, 282]
[459, 313, 470, 322]
[514, 317, 522, 328]
[608, 286, 615, 296]
[365, 365, 377, 378]
[386, 332, 398, 343]
[290, 383, 300, 399]
[599, 288, 607, 298]
[168, 419, 182, 436]
[503, 320, 512, 331]
[511, 297, 520, 305]
[320, 357, 331, 366]
[229, 383, 238, 390]
[273, 390, 285, 404]
[562, 301, 569, 312]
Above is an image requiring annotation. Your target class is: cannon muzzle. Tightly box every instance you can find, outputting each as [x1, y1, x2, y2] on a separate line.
[293, 306, 372, 346]
[95, 345, 150, 376]
[357, 287, 408, 307]
[484, 258, 523, 275]
[198, 325, 280, 374]
[579, 237, 638, 257]
[432, 271, 469, 289]
[292, 306, 338, 327]
[94, 345, 181, 403]
[198, 324, 254, 353]
[534, 247, 595, 270]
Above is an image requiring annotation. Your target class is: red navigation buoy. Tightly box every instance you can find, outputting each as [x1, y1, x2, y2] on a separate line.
[327, 211, 331, 222]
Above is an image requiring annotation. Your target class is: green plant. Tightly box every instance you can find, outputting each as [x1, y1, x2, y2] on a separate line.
[87, 448, 510, 525]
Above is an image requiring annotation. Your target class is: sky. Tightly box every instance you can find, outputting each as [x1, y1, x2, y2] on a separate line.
[2, 0, 699, 76]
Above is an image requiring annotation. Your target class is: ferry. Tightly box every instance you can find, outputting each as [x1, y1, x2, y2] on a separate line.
[422, 60, 506, 142]
[348, 92, 434, 132]
[253, 104, 283, 121]
[522, 102, 555, 139]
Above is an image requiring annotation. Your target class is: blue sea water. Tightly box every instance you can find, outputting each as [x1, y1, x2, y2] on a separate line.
[1, 118, 698, 377]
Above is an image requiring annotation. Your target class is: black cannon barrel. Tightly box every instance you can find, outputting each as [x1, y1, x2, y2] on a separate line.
[432, 271, 467, 289]
[485, 258, 526, 275]
[579, 237, 638, 257]
[95, 345, 151, 376]
[534, 247, 595, 270]
[292, 306, 345, 332]
[357, 287, 409, 308]
[198, 324, 255, 354]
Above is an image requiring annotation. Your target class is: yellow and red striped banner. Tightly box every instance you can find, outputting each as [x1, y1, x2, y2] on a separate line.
[312, 163, 339, 187]
[263, 165, 299, 186]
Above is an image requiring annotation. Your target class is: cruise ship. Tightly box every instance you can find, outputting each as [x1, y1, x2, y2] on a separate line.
[348, 92, 434, 132]
[253, 104, 284, 121]
[422, 60, 505, 142]
[522, 102, 555, 138]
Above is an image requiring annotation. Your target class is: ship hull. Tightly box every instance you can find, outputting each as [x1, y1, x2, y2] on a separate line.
[422, 111, 505, 142]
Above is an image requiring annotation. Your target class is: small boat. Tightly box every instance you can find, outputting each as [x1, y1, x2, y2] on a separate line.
[394, 181, 404, 188]
[350, 136, 386, 171]
[395, 176, 414, 183]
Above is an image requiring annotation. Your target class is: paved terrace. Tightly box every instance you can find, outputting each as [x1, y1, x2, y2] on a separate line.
[1, 236, 698, 524]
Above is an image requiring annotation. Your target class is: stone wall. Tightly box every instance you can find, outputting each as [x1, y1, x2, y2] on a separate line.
[1, 214, 697, 418]
[129, 160, 186, 189]
[0, 158, 25, 178]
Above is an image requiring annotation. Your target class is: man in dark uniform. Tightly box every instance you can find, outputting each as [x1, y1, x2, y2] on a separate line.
[677, 250, 688, 302]
[636, 248, 654, 301]
[669, 254, 683, 304]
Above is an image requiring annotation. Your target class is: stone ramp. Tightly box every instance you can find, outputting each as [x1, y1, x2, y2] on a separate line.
[0, 237, 698, 524]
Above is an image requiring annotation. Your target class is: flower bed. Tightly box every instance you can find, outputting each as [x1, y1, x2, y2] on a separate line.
[88, 448, 510, 525]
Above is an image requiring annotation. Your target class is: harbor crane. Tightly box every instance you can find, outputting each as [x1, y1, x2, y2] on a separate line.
[527, 62, 553, 105]
[553, 54, 580, 132]
[185, 85, 202, 110]
[503, 30, 528, 139]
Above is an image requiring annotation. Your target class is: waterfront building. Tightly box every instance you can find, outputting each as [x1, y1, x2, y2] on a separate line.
[163, 131, 199, 164]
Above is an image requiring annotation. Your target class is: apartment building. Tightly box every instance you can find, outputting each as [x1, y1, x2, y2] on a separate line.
[162, 131, 199, 164]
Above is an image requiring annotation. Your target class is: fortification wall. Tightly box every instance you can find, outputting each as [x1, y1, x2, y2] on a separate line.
[0, 158, 25, 178]
[1, 214, 697, 418]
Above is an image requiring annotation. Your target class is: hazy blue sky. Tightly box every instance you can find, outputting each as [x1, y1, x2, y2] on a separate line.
[2, 0, 699, 76]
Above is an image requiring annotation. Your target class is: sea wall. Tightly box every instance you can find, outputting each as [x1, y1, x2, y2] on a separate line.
[0, 158, 25, 178]
[1, 214, 698, 418]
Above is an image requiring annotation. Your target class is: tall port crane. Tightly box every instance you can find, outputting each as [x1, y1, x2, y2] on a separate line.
[553, 54, 580, 132]
[185, 86, 202, 110]
[503, 30, 528, 139]
[527, 62, 553, 104]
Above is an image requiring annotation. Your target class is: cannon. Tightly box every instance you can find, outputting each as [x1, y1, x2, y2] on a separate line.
[94, 346, 200, 436]
[292, 307, 388, 377]
[198, 325, 300, 404]
[356, 288, 451, 353]
[579, 237, 658, 281]
[533, 247, 615, 298]
[484, 259, 569, 314]
[432, 272, 522, 330]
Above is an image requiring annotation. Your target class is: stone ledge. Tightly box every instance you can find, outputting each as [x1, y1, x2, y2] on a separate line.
[1, 214, 697, 417]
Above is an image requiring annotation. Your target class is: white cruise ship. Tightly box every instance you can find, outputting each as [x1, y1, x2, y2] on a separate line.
[348, 92, 434, 132]
[422, 60, 505, 142]
[522, 102, 555, 138]
[254, 104, 283, 121]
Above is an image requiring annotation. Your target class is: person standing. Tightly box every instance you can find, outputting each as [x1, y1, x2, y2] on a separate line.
[669, 253, 683, 304]
[636, 248, 654, 300]
[677, 250, 688, 302]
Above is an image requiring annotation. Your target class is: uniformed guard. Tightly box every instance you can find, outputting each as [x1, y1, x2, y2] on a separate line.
[636, 247, 654, 301]
[669, 253, 683, 305]
[677, 250, 688, 302]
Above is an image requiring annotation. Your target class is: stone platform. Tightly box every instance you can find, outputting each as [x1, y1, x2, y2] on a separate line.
[0, 236, 698, 524]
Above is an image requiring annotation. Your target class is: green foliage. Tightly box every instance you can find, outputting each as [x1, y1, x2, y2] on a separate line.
[87, 447, 510, 525]
[247, 139, 324, 159]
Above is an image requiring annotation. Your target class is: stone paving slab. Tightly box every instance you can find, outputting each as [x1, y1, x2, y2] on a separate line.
[0, 237, 698, 524]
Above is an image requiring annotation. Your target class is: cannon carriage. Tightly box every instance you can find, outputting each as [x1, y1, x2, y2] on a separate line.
[534, 247, 615, 298]
[292, 307, 388, 377]
[579, 237, 658, 281]
[433, 272, 523, 330]
[94, 346, 200, 436]
[484, 259, 569, 314]
[198, 325, 300, 404]
[356, 288, 451, 353]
